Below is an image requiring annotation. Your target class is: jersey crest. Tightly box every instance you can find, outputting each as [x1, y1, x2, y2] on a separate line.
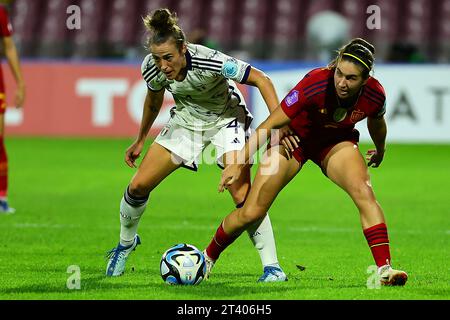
[350, 110, 366, 123]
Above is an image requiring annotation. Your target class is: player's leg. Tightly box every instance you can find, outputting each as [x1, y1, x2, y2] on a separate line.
[205, 146, 301, 278]
[322, 141, 407, 285]
[322, 142, 385, 228]
[107, 119, 205, 276]
[120, 142, 181, 246]
[0, 98, 13, 214]
[106, 142, 181, 276]
[212, 113, 288, 281]
[222, 152, 287, 282]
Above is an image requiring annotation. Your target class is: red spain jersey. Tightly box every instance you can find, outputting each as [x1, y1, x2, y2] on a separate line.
[280, 67, 386, 165]
[0, 5, 12, 37]
[0, 5, 12, 92]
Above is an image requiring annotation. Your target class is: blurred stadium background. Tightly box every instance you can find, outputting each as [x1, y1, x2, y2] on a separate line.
[8, 0, 450, 62]
[2, 0, 449, 143]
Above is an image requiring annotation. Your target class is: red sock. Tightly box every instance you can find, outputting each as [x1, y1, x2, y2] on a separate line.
[363, 223, 391, 267]
[206, 222, 239, 261]
[0, 136, 7, 198]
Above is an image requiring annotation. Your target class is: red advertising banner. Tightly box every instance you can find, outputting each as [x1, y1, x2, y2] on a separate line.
[2, 62, 249, 137]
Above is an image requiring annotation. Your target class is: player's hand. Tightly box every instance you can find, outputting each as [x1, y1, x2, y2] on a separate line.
[125, 140, 144, 168]
[366, 149, 384, 168]
[15, 85, 25, 108]
[219, 164, 244, 193]
[271, 126, 300, 159]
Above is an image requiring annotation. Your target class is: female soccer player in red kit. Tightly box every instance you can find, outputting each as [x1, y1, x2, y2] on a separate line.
[0, 1, 25, 214]
[204, 38, 408, 286]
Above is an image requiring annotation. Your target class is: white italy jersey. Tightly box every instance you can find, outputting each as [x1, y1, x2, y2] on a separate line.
[141, 43, 253, 131]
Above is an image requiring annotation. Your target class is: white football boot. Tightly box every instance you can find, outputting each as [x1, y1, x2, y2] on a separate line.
[0, 199, 15, 214]
[257, 266, 288, 282]
[203, 250, 215, 280]
[106, 235, 141, 277]
[378, 263, 408, 286]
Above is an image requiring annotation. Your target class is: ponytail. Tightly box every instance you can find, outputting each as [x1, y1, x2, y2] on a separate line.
[143, 8, 186, 51]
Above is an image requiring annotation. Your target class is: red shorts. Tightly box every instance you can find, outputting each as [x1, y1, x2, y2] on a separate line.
[292, 129, 360, 169]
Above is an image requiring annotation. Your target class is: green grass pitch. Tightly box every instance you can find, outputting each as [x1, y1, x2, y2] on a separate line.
[0, 137, 449, 300]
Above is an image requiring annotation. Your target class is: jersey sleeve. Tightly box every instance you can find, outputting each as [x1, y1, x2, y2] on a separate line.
[373, 100, 386, 118]
[366, 81, 387, 119]
[141, 54, 166, 92]
[280, 76, 312, 119]
[0, 6, 12, 37]
[194, 47, 251, 84]
[219, 53, 251, 83]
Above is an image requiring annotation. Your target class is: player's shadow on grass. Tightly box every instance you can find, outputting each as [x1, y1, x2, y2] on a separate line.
[142, 281, 300, 299]
[1, 271, 364, 297]
[1, 274, 153, 295]
[212, 272, 365, 288]
[1, 278, 295, 298]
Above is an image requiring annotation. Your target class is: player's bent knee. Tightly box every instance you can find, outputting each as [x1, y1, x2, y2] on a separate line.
[128, 180, 152, 198]
[238, 206, 265, 227]
[348, 180, 376, 202]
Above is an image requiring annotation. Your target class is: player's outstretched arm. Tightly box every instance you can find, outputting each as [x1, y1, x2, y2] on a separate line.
[125, 89, 165, 168]
[244, 67, 279, 113]
[219, 106, 292, 191]
[366, 116, 387, 168]
[245, 67, 300, 156]
[3, 36, 25, 108]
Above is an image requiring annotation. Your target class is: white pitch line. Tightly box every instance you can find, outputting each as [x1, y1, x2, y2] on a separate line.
[11, 223, 78, 229]
[5, 223, 449, 235]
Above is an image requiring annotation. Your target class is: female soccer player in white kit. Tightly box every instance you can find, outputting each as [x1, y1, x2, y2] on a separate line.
[105, 8, 289, 282]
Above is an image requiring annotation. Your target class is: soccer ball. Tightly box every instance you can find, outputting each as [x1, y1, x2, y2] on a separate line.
[160, 243, 206, 285]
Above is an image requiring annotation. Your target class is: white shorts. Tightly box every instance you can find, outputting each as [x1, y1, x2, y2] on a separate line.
[154, 107, 251, 171]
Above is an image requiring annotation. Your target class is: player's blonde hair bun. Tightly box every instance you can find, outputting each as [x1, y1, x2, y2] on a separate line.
[143, 8, 185, 49]
[144, 8, 179, 33]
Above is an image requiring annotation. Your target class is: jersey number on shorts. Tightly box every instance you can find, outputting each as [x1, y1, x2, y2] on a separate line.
[226, 119, 239, 134]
